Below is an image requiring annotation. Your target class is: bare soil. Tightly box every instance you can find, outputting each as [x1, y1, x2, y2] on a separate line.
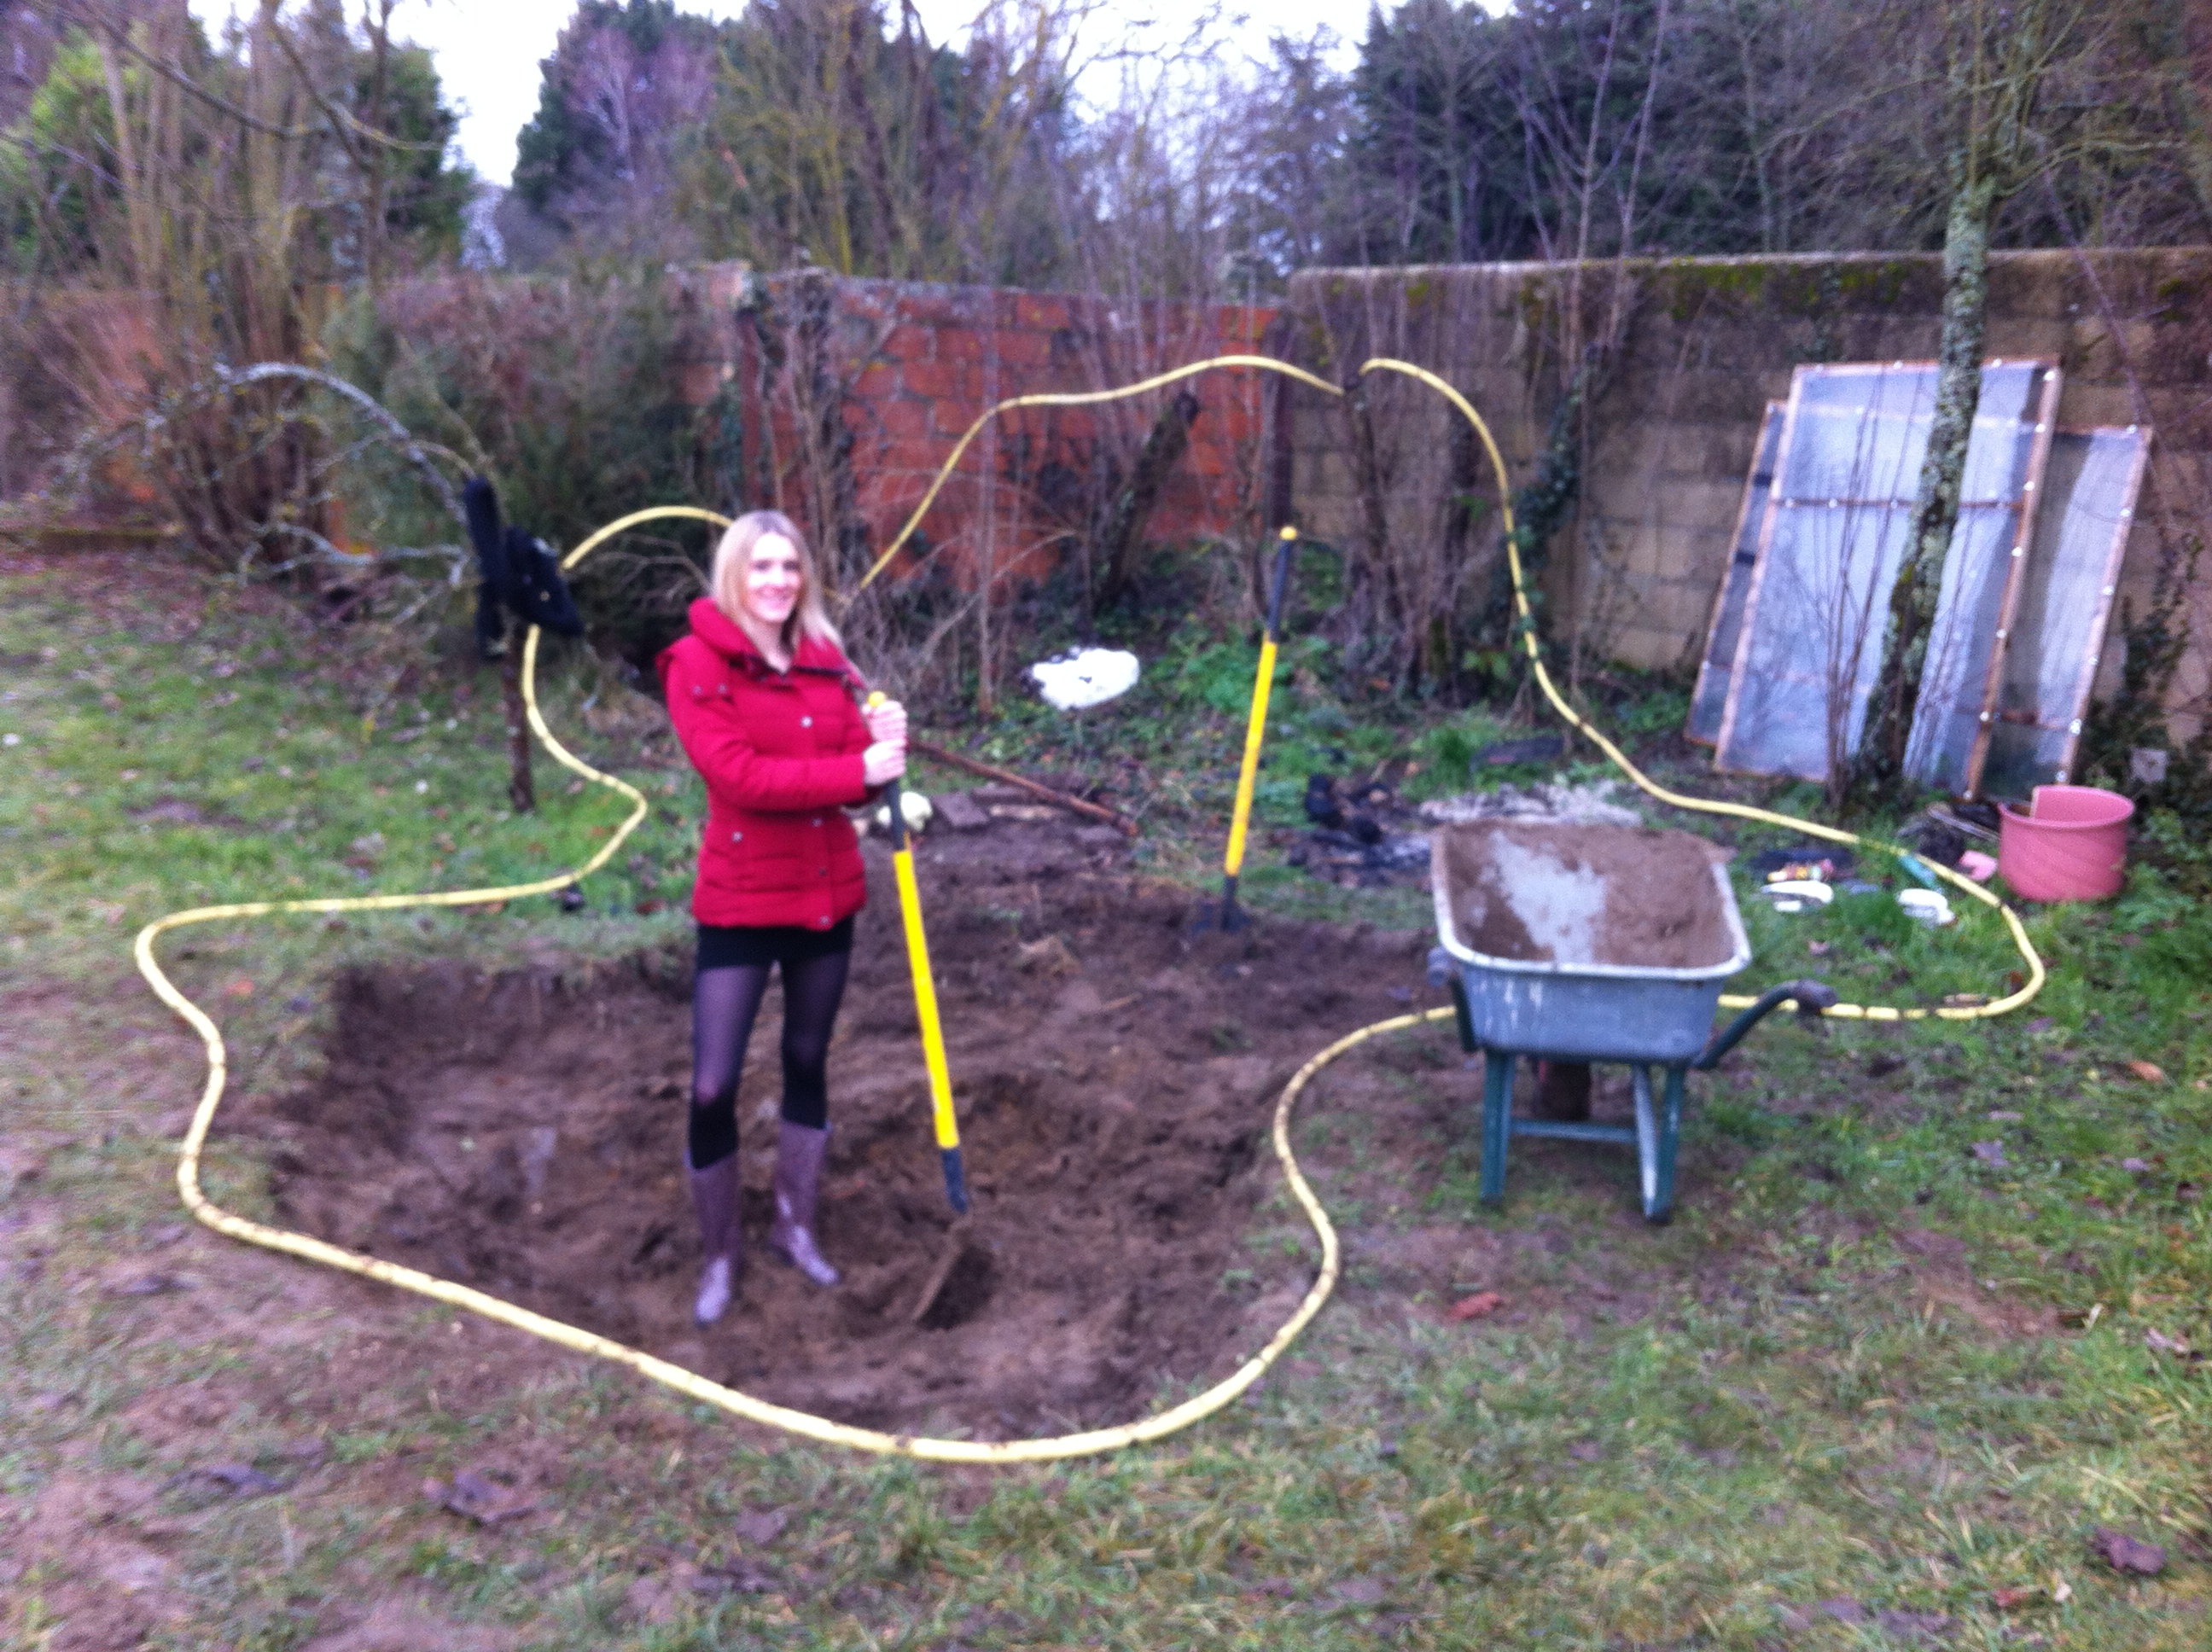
[1435, 822, 1736, 969]
[252, 828, 1435, 1439]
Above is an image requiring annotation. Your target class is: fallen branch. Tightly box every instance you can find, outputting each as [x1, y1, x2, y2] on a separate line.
[213, 362, 470, 534]
[910, 740, 1138, 836]
[45, 359, 471, 580]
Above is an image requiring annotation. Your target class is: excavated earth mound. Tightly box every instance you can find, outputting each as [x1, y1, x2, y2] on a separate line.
[255, 830, 1434, 1439]
[1435, 822, 1736, 970]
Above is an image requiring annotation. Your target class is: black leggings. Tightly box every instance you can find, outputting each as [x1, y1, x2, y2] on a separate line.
[687, 949, 852, 1167]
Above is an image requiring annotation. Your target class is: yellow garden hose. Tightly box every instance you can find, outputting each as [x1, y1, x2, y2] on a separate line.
[132, 502, 1376, 1463]
[853, 354, 1343, 594]
[131, 358, 2044, 1466]
[1354, 357, 2045, 1022]
[849, 350, 2040, 1019]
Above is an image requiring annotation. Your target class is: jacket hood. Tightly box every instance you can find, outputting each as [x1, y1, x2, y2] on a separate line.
[675, 596, 854, 678]
[684, 596, 756, 661]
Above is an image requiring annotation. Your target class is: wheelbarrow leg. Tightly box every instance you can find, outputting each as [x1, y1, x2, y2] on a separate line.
[1631, 1065, 1687, 1224]
[1480, 1050, 1514, 1204]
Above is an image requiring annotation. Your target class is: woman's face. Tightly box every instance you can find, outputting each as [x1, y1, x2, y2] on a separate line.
[741, 533, 803, 630]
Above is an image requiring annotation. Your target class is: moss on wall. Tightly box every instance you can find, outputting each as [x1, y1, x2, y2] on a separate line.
[1647, 254, 1927, 325]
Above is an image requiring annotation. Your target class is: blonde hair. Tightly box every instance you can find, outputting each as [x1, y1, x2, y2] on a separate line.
[708, 510, 841, 648]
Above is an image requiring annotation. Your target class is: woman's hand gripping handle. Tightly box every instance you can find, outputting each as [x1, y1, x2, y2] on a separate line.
[862, 692, 908, 788]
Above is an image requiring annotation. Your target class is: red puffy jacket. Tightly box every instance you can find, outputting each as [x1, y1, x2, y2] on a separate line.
[658, 596, 874, 929]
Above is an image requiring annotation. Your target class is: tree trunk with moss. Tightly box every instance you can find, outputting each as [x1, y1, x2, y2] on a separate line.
[1096, 390, 1202, 609]
[1842, 172, 1997, 814]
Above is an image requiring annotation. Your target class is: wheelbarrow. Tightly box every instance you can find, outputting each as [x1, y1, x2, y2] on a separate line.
[1425, 822, 1835, 1223]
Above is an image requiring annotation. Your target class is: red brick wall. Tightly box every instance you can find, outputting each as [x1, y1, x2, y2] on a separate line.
[10, 266, 1282, 594]
[672, 266, 1280, 592]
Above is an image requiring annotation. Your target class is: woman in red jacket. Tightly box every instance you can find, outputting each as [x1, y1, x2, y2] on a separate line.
[658, 510, 906, 1326]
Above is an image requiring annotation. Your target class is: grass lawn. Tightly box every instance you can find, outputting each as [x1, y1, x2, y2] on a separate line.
[4, 550, 2210, 1650]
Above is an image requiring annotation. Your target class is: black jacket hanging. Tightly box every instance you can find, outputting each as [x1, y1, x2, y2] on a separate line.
[464, 475, 584, 657]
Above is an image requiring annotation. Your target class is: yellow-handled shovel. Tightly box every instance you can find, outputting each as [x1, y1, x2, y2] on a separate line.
[1214, 525, 1300, 931]
[868, 694, 968, 1215]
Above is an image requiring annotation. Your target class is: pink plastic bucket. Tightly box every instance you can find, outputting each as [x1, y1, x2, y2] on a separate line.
[1996, 785, 2133, 901]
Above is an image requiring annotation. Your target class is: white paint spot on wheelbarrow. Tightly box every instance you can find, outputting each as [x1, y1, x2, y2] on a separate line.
[1486, 834, 1608, 964]
[1029, 649, 1139, 710]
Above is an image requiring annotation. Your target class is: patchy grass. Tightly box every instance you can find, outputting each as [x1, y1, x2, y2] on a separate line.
[3, 552, 2210, 1650]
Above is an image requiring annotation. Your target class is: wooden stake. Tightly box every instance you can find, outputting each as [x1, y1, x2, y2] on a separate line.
[499, 618, 534, 813]
[909, 740, 1135, 836]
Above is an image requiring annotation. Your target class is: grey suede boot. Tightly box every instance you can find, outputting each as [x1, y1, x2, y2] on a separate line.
[768, 1121, 840, 1287]
[686, 1150, 742, 1325]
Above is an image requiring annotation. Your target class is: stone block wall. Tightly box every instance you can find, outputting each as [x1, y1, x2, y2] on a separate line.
[1279, 248, 2212, 744]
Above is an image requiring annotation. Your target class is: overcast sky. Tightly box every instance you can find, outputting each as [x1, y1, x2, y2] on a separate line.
[195, 1, 1380, 187]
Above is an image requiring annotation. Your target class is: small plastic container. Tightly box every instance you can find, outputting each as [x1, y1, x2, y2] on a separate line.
[1996, 785, 2133, 901]
[1897, 888, 1954, 928]
[1757, 879, 1832, 915]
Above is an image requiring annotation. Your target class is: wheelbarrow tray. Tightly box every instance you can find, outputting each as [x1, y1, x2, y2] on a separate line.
[1429, 823, 1751, 1064]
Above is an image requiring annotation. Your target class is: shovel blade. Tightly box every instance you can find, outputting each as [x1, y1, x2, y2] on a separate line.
[909, 1221, 993, 1329]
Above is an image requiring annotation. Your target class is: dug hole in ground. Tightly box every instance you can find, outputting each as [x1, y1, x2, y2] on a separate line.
[244, 822, 1440, 1439]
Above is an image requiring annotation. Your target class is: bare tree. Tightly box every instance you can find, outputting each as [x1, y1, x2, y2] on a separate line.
[8, 0, 469, 568]
[1847, 0, 2151, 811]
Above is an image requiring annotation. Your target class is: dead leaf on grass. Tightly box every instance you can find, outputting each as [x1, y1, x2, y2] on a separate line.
[1444, 1290, 1505, 1322]
[2143, 1328, 2194, 1359]
[1329, 1575, 1388, 1608]
[1876, 1608, 1955, 1643]
[1990, 1585, 2042, 1610]
[0, 1148, 48, 1201]
[109, 1271, 195, 1296]
[730, 1506, 789, 1548]
[624, 1564, 699, 1626]
[1777, 1598, 1867, 1632]
[1895, 1230, 1965, 1261]
[2122, 1060, 2168, 1084]
[427, 1469, 536, 1527]
[1016, 934, 1080, 976]
[2089, 1527, 2166, 1575]
[222, 978, 254, 998]
[167, 1462, 282, 1498]
[694, 1556, 777, 1596]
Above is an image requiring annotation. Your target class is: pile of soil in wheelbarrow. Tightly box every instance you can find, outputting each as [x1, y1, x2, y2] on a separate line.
[253, 829, 1435, 1439]
[1435, 821, 1736, 969]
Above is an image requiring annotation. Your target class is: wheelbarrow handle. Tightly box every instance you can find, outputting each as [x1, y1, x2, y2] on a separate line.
[1691, 979, 1838, 1071]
